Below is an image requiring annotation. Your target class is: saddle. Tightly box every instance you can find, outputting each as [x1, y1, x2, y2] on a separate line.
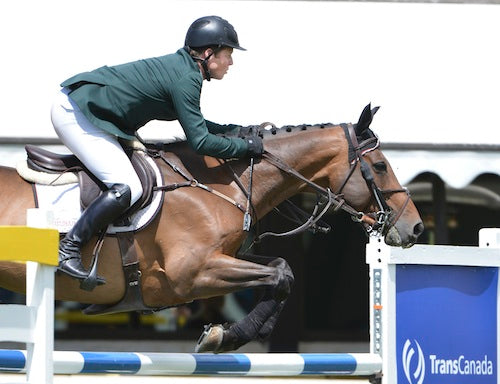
[25, 144, 156, 218]
[24, 143, 166, 315]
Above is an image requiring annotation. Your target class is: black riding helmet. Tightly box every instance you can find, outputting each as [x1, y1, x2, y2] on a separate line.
[185, 16, 246, 51]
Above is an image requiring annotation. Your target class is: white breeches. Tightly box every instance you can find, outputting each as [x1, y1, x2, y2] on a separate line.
[50, 89, 143, 206]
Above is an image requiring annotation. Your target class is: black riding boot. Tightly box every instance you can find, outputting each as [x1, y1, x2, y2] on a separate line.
[58, 183, 131, 281]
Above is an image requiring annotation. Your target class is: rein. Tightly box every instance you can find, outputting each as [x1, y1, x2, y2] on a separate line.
[255, 150, 376, 239]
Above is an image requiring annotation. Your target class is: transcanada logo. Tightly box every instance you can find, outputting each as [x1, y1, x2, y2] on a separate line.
[402, 339, 425, 384]
[402, 339, 494, 384]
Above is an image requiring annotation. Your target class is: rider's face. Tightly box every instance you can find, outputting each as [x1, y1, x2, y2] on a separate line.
[206, 47, 234, 80]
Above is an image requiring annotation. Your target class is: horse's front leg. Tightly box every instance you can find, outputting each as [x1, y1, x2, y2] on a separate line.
[195, 254, 294, 353]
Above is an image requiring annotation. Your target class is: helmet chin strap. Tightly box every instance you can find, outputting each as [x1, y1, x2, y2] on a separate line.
[201, 53, 213, 81]
[185, 46, 214, 81]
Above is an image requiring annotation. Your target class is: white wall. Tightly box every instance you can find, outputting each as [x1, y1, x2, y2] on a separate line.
[1, 0, 500, 145]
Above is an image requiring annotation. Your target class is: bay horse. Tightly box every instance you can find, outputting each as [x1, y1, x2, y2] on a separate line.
[0, 104, 423, 352]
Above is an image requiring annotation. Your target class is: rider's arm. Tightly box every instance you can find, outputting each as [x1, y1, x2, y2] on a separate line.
[170, 75, 248, 159]
[205, 121, 240, 136]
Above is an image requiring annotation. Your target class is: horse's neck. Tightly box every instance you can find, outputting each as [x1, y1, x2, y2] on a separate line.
[252, 124, 347, 217]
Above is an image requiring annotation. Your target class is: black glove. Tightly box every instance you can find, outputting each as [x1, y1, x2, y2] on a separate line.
[244, 136, 264, 158]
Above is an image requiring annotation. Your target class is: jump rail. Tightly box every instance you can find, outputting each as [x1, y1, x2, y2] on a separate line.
[0, 350, 382, 377]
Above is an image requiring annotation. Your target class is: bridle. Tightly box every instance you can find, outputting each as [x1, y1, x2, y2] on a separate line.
[245, 122, 411, 241]
[337, 123, 411, 236]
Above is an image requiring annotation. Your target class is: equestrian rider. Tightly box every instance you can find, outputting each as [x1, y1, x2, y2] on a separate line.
[51, 16, 264, 284]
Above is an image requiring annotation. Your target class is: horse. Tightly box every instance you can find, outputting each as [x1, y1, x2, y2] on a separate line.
[0, 104, 423, 352]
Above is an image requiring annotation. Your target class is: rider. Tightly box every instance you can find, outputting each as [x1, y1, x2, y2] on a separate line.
[51, 15, 264, 284]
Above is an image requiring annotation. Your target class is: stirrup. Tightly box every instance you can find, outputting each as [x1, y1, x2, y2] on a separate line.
[79, 257, 106, 291]
[57, 261, 106, 291]
[79, 232, 107, 291]
[57, 235, 106, 291]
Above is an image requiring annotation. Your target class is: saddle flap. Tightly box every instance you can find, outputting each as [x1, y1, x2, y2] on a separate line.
[129, 151, 156, 211]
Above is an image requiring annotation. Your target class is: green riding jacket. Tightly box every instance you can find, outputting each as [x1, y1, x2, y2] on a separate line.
[61, 48, 247, 159]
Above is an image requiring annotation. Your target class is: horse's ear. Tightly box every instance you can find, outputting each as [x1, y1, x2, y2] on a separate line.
[355, 104, 380, 135]
[355, 104, 373, 135]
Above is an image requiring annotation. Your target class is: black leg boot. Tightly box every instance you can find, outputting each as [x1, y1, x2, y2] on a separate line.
[58, 183, 131, 281]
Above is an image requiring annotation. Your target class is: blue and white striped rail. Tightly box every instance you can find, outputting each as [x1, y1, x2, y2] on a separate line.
[0, 350, 382, 377]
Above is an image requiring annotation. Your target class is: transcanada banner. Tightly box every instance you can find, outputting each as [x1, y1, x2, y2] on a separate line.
[396, 265, 498, 384]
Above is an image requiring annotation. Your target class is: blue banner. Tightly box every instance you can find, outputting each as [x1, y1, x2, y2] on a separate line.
[396, 265, 498, 384]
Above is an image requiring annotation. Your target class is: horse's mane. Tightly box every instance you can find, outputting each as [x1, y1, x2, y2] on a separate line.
[224, 121, 380, 159]
[225, 122, 337, 140]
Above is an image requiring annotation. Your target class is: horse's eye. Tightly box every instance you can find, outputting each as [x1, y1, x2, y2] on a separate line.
[373, 161, 387, 173]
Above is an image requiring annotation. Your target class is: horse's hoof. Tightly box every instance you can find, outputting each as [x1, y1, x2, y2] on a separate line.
[195, 323, 224, 353]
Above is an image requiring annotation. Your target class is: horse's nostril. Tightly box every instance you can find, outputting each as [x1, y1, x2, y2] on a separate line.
[414, 222, 424, 237]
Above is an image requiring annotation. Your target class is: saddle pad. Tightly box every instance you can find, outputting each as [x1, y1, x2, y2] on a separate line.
[31, 157, 164, 234]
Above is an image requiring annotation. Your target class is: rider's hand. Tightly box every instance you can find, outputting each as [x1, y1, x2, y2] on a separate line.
[244, 136, 264, 158]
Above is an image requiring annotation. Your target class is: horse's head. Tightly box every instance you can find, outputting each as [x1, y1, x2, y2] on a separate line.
[334, 104, 424, 248]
